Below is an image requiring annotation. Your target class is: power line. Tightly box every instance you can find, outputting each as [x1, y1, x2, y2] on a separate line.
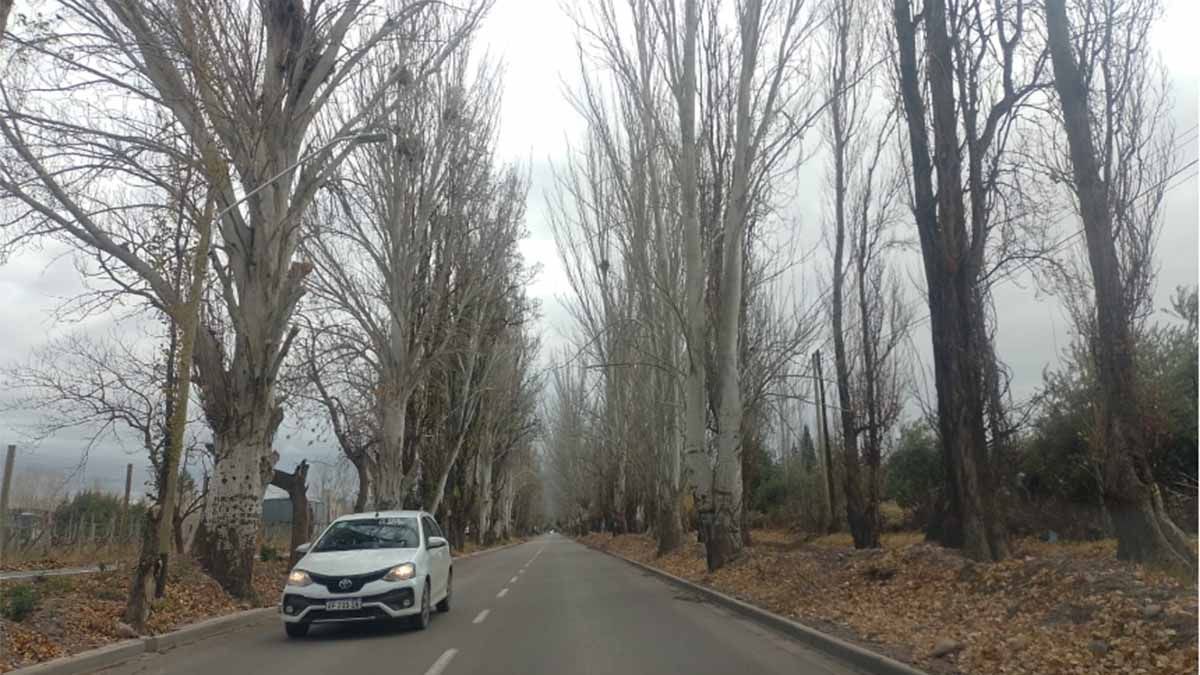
[1130, 158, 1197, 203]
[1044, 157, 1198, 256]
[1175, 125, 1197, 151]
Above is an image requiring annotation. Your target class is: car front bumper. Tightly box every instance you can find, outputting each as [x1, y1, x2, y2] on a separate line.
[280, 581, 421, 624]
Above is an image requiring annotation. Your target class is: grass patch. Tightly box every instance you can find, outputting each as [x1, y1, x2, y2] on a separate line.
[1, 585, 40, 622]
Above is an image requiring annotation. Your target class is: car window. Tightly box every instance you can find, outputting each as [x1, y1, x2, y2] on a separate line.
[421, 516, 435, 546]
[430, 518, 444, 538]
[312, 518, 419, 552]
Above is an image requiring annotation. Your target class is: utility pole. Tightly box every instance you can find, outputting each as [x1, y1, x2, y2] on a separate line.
[0, 445, 14, 563]
[812, 352, 836, 532]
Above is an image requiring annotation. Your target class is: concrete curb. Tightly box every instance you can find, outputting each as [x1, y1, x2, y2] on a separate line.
[142, 607, 278, 653]
[8, 607, 278, 675]
[0, 566, 104, 582]
[7, 640, 145, 675]
[589, 544, 929, 675]
[454, 539, 526, 561]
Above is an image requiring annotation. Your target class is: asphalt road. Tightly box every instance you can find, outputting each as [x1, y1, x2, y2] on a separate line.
[107, 535, 859, 675]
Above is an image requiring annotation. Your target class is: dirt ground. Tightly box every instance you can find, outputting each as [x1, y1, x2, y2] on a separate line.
[579, 530, 1199, 675]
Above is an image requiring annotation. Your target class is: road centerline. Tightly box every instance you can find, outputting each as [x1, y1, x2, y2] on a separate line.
[497, 587, 508, 598]
[473, 609, 490, 624]
[424, 648, 458, 675]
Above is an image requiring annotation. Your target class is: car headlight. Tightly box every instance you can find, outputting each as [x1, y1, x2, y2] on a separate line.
[287, 569, 313, 587]
[384, 563, 416, 582]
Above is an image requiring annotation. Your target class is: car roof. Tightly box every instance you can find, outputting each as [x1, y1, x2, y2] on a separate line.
[334, 510, 427, 522]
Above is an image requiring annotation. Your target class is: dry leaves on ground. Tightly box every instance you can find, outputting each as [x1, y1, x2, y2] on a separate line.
[0, 558, 289, 673]
[579, 530, 1198, 675]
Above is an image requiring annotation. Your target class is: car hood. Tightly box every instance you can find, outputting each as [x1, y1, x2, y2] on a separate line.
[298, 549, 418, 576]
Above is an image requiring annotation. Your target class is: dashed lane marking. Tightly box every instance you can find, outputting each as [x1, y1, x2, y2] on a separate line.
[473, 609, 490, 624]
[425, 649, 458, 675]
[497, 588, 508, 598]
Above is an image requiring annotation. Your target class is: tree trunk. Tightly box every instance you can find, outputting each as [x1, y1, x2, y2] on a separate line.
[123, 505, 162, 632]
[193, 431, 275, 600]
[476, 454, 494, 546]
[891, 0, 1006, 561]
[172, 509, 186, 555]
[272, 461, 310, 569]
[813, 351, 838, 533]
[129, 177, 217, 618]
[0, 1, 13, 45]
[495, 472, 516, 543]
[374, 388, 416, 509]
[656, 404, 685, 555]
[352, 454, 371, 513]
[830, 182, 869, 546]
[1045, 0, 1195, 571]
[677, 0, 714, 556]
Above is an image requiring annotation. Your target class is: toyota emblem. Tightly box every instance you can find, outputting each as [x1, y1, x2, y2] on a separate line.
[338, 578, 352, 590]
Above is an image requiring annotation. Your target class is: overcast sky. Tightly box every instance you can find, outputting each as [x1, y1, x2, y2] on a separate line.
[0, 0, 1195, 502]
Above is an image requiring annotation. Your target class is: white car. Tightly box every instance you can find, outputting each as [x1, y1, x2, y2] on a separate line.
[280, 510, 452, 638]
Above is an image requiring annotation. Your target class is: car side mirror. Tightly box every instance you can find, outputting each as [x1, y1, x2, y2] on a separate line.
[295, 542, 311, 555]
[428, 536, 448, 550]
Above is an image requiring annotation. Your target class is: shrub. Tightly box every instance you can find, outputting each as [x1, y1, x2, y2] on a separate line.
[885, 422, 942, 528]
[259, 545, 280, 562]
[2, 585, 39, 622]
[52, 491, 147, 544]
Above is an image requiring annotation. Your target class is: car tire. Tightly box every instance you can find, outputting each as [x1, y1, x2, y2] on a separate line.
[285, 622, 309, 639]
[411, 579, 431, 630]
[436, 572, 451, 613]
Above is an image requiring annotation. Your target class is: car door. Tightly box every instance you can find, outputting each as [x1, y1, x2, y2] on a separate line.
[423, 516, 450, 597]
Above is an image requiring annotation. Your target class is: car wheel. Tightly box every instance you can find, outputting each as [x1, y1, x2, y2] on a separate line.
[285, 622, 309, 639]
[436, 572, 451, 613]
[411, 579, 431, 630]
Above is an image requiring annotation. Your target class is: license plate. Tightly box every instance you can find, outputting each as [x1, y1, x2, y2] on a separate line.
[325, 598, 362, 611]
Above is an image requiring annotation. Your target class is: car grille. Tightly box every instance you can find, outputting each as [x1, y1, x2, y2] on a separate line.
[305, 607, 392, 623]
[282, 588, 414, 621]
[308, 568, 391, 594]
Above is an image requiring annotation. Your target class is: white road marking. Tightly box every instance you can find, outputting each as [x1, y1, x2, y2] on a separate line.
[473, 609, 490, 624]
[510, 576, 518, 583]
[424, 649, 458, 675]
[497, 587, 508, 598]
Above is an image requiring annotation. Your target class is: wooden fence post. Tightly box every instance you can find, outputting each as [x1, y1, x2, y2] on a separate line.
[0, 444, 16, 564]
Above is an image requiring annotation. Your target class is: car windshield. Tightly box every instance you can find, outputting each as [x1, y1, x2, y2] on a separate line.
[312, 518, 419, 552]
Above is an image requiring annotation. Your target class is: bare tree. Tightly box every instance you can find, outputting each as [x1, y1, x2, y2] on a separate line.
[305, 31, 525, 510]
[0, 0, 489, 596]
[297, 333, 378, 512]
[823, 0, 910, 548]
[1044, 0, 1194, 569]
[554, 0, 692, 550]
[890, 0, 1045, 561]
[694, 0, 819, 569]
[270, 459, 310, 568]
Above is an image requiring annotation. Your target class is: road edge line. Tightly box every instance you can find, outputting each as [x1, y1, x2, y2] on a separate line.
[585, 543, 929, 675]
[7, 607, 278, 675]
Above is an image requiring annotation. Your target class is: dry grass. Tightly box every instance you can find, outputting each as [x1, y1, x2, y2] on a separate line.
[580, 529, 1198, 675]
[0, 543, 139, 572]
